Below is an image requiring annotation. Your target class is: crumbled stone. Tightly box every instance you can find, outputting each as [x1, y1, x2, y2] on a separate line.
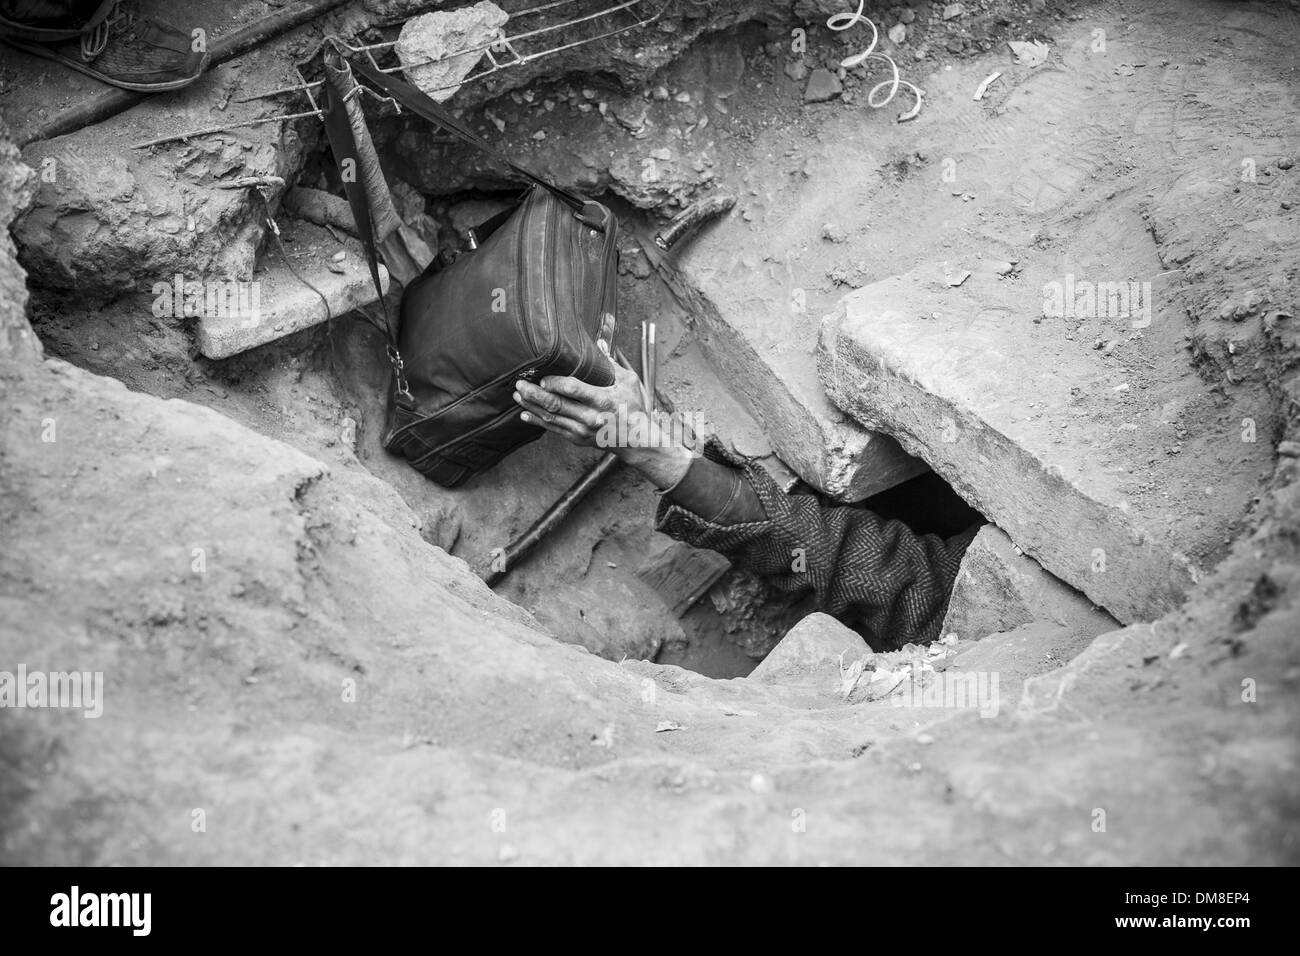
[395, 3, 510, 103]
[804, 68, 843, 103]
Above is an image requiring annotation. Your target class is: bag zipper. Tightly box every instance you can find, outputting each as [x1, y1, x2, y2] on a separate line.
[517, 188, 562, 364]
[409, 402, 525, 465]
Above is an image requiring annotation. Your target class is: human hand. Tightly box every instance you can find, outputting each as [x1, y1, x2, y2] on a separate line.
[513, 342, 693, 490]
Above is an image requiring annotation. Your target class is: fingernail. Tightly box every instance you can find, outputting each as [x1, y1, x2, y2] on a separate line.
[513, 391, 522, 404]
[520, 411, 530, 423]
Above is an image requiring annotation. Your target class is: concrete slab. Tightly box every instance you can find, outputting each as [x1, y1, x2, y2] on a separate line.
[940, 524, 1119, 643]
[748, 611, 870, 690]
[196, 222, 388, 359]
[818, 260, 1275, 624]
[674, 238, 926, 501]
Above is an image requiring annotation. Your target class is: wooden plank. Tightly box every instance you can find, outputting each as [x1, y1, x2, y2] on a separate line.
[636, 541, 730, 618]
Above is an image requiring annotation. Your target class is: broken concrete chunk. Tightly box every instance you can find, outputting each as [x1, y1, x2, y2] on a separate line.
[195, 227, 389, 360]
[396, 2, 510, 103]
[748, 612, 870, 688]
[676, 233, 927, 501]
[940, 524, 1119, 643]
[817, 264, 1263, 623]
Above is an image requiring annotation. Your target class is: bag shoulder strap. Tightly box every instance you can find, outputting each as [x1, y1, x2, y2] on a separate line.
[320, 68, 413, 403]
[350, 58, 592, 215]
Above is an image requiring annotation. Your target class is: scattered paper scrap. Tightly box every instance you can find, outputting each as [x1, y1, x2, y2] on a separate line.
[1008, 40, 1051, 68]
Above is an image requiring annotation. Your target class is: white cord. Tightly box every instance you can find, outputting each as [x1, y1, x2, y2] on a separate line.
[827, 0, 922, 119]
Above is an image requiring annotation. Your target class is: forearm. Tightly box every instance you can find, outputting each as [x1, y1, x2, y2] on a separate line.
[650, 441, 977, 648]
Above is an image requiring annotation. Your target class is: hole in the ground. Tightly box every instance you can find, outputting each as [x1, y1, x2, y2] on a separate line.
[860, 469, 984, 540]
[13, 9, 1078, 692]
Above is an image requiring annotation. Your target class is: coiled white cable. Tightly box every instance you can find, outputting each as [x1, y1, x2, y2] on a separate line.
[827, 0, 922, 119]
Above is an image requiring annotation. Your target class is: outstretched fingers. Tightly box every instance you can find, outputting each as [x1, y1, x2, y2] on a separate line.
[515, 380, 602, 430]
[538, 374, 614, 411]
[519, 405, 588, 440]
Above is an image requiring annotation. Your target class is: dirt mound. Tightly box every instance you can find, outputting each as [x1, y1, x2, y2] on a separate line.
[2, 126, 1297, 861]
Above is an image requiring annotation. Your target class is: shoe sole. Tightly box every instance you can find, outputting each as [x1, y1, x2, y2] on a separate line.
[0, 36, 209, 92]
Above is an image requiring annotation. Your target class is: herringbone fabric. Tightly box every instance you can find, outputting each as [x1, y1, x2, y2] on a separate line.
[656, 442, 978, 649]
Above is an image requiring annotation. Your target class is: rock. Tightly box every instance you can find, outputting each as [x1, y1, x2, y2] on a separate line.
[532, 577, 684, 661]
[940, 525, 1119, 642]
[0, 120, 39, 363]
[784, 58, 809, 82]
[13, 58, 307, 306]
[748, 612, 871, 688]
[445, 197, 515, 239]
[395, 3, 510, 103]
[284, 187, 357, 235]
[821, 221, 848, 243]
[418, 500, 463, 553]
[945, 620, 1094, 694]
[389, 179, 426, 225]
[803, 69, 844, 103]
[392, 87, 712, 210]
[888, 24, 907, 45]
[942, 2, 964, 19]
[611, 99, 648, 133]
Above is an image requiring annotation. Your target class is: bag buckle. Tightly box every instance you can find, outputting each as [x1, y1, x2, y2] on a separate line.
[574, 200, 608, 232]
[387, 344, 413, 404]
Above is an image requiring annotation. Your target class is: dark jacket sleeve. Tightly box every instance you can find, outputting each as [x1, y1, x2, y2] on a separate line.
[656, 441, 978, 648]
